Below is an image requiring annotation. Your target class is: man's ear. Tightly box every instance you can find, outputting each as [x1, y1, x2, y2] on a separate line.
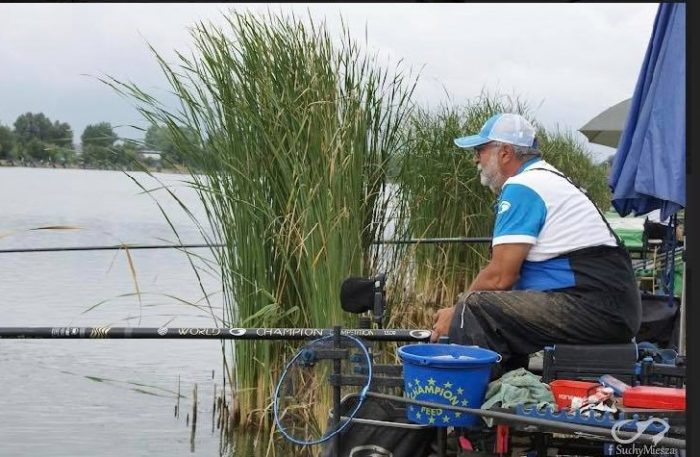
[500, 144, 514, 162]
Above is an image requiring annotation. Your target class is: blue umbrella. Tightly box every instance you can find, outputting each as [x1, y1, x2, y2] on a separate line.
[608, 3, 685, 222]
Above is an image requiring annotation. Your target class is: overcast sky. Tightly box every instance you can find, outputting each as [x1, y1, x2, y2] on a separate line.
[0, 3, 659, 161]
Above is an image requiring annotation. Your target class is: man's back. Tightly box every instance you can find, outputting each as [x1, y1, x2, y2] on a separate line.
[493, 158, 636, 296]
[499, 159, 617, 260]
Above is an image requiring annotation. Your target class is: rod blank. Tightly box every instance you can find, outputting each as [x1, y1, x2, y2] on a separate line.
[0, 327, 432, 341]
[0, 237, 493, 255]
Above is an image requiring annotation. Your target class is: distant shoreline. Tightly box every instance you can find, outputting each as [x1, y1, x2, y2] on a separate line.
[0, 160, 187, 175]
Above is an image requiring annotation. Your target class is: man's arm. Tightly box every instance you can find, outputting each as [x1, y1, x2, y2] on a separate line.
[466, 243, 532, 291]
[430, 243, 532, 342]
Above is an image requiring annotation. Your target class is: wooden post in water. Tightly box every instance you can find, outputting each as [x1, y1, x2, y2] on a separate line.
[176, 375, 180, 418]
[190, 383, 198, 452]
[212, 383, 216, 434]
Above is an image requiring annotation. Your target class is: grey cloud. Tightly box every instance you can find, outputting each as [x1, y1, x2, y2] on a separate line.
[0, 3, 659, 162]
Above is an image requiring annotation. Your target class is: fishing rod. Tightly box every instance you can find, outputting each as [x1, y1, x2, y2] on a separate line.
[0, 243, 216, 254]
[0, 326, 432, 342]
[0, 237, 492, 254]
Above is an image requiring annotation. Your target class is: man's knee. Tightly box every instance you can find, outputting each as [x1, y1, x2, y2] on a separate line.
[458, 291, 497, 317]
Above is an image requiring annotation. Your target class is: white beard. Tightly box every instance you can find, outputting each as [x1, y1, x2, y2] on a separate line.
[477, 160, 504, 194]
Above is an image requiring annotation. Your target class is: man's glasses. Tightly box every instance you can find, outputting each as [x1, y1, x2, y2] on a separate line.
[473, 142, 501, 159]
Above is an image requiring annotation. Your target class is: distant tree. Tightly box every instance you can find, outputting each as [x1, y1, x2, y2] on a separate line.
[81, 144, 112, 167]
[14, 112, 53, 144]
[81, 122, 118, 148]
[13, 112, 73, 146]
[0, 124, 14, 160]
[144, 124, 174, 156]
[144, 123, 198, 165]
[12, 112, 74, 162]
[24, 138, 51, 161]
[78, 122, 120, 168]
[117, 139, 141, 166]
[48, 120, 74, 148]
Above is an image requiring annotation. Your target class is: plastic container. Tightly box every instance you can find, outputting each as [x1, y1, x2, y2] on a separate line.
[397, 344, 500, 427]
[549, 380, 601, 409]
[623, 386, 686, 410]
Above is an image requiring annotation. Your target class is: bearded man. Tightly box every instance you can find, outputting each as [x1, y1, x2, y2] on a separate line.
[430, 113, 642, 375]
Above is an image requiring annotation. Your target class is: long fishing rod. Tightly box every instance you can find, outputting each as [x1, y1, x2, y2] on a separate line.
[0, 326, 432, 341]
[0, 237, 492, 254]
[0, 243, 215, 254]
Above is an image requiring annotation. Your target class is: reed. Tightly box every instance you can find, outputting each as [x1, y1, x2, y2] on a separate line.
[103, 9, 416, 438]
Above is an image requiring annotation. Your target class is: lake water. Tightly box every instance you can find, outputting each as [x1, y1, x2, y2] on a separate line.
[0, 167, 267, 456]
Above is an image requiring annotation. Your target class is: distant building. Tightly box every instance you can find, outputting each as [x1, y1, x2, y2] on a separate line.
[139, 149, 162, 164]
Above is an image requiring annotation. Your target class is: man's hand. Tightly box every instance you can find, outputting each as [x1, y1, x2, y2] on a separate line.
[431, 306, 455, 342]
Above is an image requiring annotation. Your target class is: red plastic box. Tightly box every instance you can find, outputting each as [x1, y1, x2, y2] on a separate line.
[549, 380, 600, 409]
[622, 386, 686, 410]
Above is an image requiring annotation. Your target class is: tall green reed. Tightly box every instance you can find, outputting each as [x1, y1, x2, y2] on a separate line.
[104, 9, 416, 433]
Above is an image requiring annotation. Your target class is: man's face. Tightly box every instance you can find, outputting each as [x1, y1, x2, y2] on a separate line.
[474, 142, 505, 193]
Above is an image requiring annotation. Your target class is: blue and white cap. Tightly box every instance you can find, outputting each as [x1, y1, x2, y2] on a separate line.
[454, 113, 539, 149]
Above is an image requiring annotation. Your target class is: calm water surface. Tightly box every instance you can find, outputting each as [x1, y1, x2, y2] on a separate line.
[0, 167, 272, 457]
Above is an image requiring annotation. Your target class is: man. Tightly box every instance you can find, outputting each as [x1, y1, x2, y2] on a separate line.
[431, 113, 642, 374]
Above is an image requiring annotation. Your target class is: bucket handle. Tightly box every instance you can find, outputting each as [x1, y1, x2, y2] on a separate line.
[418, 354, 502, 365]
[454, 345, 503, 364]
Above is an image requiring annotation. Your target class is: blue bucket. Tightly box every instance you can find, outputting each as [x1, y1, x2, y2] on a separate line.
[397, 344, 501, 427]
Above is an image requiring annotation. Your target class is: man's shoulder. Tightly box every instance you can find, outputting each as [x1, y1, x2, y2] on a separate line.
[521, 160, 562, 176]
[506, 161, 564, 188]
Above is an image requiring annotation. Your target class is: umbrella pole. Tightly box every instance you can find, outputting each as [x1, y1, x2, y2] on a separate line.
[678, 235, 686, 356]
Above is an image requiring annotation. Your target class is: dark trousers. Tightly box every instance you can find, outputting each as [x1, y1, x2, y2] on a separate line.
[447, 289, 639, 377]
